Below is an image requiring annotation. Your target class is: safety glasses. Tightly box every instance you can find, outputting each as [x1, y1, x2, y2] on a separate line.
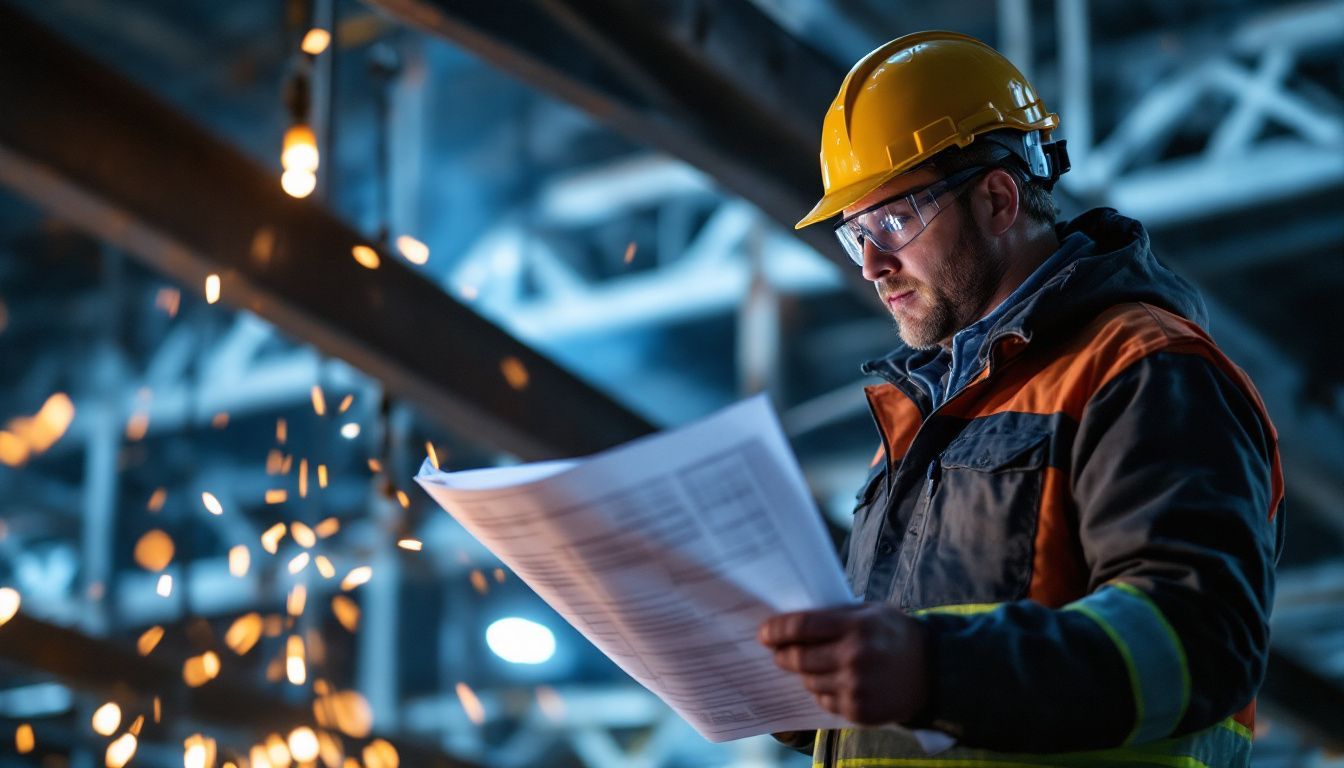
[833, 165, 988, 266]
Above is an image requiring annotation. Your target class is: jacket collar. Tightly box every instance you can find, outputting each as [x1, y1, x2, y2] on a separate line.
[862, 208, 1208, 392]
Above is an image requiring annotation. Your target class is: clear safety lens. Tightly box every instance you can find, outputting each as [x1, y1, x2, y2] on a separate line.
[834, 166, 987, 266]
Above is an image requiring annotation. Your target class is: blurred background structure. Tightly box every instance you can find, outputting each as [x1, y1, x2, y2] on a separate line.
[0, 0, 1341, 765]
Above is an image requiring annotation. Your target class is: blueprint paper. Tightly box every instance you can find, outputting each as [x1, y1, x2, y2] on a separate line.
[415, 394, 949, 752]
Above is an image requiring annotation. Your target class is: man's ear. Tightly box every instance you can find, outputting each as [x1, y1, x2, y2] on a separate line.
[977, 168, 1020, 237]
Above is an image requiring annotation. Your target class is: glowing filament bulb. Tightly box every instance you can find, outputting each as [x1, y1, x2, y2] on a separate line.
[281, 168, 316, 198]
[282, 124, 319, 172]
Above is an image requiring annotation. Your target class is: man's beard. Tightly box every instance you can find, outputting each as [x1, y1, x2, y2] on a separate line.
[880, 215, 1006, 351]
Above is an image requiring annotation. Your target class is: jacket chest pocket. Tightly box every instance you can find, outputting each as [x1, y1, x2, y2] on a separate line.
[900, 430, 1047, 608]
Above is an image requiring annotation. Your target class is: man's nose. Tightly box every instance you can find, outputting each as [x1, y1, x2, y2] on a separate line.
[861, 239, 898, 282]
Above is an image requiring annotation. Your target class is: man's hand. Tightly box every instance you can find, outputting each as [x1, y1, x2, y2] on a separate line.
[758, 603, 930, 726]
[768, 730, 816, 752]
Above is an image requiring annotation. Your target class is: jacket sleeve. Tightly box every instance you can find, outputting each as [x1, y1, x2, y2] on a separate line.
[912, 350, 1283, 752]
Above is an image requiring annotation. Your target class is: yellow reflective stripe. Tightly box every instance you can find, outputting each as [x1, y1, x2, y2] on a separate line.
[1219, 718, 1252, 741]
[912, 603, 1004, 616]
[821, 717, 1248, 767]
[1111, 582, 1193, 723]
[1058, 756, 1208, 767]
[1064, 584, 1189, 744]
[1064, 600, 1146, 745]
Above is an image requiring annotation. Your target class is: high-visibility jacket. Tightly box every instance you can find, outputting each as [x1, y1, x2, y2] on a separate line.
[809, 209, 1284, 766]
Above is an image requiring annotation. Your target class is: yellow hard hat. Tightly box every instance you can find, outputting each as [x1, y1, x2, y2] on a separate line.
[796, 31, 1060, 229]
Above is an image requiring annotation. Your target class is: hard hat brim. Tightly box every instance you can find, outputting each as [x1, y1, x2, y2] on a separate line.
[794, 169, 904, 230]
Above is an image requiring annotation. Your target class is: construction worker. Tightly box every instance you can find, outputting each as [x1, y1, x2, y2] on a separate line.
[758, 31, 1284, 766]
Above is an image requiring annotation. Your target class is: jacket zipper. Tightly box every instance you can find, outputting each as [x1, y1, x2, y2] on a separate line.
[862, 334, 1028, 607]
[875, 330, 1030, 474]
[881, 335, 1029, 607]
[895, 458, 943, 606]
[924, 458, 941, 499]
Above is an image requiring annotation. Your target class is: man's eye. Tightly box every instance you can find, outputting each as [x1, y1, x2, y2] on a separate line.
[880, 216, 908, 232]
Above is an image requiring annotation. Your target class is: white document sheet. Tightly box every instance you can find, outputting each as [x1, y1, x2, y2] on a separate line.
[415, 394, 945, 748]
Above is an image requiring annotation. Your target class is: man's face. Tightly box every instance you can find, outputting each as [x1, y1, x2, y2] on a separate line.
[845, 169, 1006, 350]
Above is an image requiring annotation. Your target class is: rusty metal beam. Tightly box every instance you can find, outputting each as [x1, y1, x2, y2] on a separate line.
[0, 3, 655, 461]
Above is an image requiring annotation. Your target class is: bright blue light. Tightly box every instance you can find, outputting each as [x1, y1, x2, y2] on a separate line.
[485, 617, 556, 664]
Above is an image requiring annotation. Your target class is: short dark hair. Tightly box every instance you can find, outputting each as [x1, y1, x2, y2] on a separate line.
[927, 131, 1058, 227]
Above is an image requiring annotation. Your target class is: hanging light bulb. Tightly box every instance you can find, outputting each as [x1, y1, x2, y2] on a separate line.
[281, 168, 317, 199]
[282, 124, 319, 172]
[281, 121, 319, 199]
[280, 66, 319, 199]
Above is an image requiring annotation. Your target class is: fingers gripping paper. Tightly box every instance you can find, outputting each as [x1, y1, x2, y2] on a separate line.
[414, 395, 857, 742]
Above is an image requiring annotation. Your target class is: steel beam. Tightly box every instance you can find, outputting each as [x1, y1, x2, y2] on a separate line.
[361, 0, 869, 293]
[0, 4, 655, 461]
